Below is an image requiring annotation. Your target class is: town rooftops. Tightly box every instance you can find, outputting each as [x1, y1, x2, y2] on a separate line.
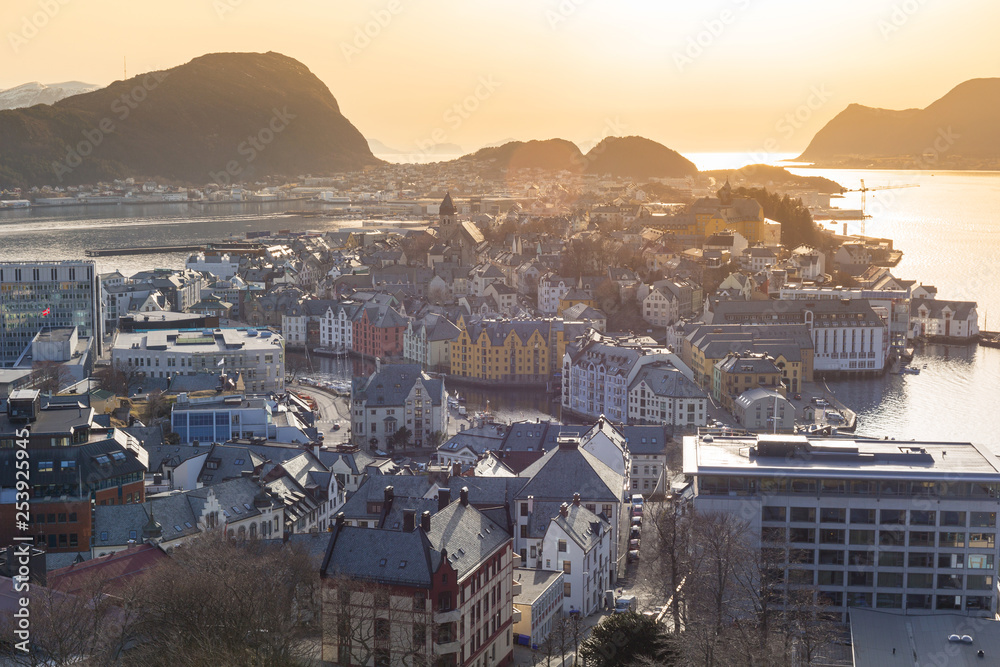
[513, 568, 563, 606]
[322, 496, 510, 585]
[114, 328, 283, 353]
[850, 608, 1000, 667]
[684, 433, 1000, 480]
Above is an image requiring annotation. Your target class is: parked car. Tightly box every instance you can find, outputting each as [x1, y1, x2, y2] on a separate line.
[630, 526, 641, 540]
[627, 549, 640, 563]
[794, 393, 802, 400]
[332, 422, 341, 431]
[374, 449, 388, 457]
[629, 538, 641, 551]
[631, 515, 642, 528]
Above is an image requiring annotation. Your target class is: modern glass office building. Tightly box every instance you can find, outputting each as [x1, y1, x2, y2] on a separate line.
[0, 260, 101, 366]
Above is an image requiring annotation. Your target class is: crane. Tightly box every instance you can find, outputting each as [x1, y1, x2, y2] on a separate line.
[843, 179, 918, 237]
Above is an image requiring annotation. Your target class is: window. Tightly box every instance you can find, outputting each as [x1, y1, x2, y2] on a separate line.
[789, 528, 815, 543]
[848, 550, 874, 566]
[818, 550, 844, 565]
[879, 509, 905, 525]
[820, 529, 845, 544]
[762, 506, 785, 521]
[907, 573, 933, 588]
[878, 572, 904, 588]
[939, 532, 965, 548]
[789, 507, 815, 522]
[558, 540, 567, 553]
[908, 552, 934, 568]
[563, 560, 571, 574]
[849, 530, 875, 545]
[820, 508, 845, 523]
[940, 511, 966, 527]
[971, 511, 996, 527]
[878, 551, 904, 567]
[910, 510, 935, 526]
[564, 582, 572, 597]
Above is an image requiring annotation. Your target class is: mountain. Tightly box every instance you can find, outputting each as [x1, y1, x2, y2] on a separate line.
[584, 136, 698, 178]
[702, 164, 843, 193]
[458, 139, 585, 174]
[0, 81, 101, 110]
[453, 136, 698, 178]
[0, 52, 379, 187]
[797, 78, 1000, 169]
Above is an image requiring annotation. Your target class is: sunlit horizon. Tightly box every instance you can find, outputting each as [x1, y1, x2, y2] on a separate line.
[2, 0, 997, 154]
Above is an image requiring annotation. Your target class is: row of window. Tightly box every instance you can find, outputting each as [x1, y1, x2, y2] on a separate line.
[700, 476, 1000, 499]
[763, 527, 995, 548]
[818, 591, 991, 612]
[763, 506, 997, 527]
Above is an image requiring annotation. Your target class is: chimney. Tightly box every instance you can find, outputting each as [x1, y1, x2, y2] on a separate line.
[335, 512, 345, 528]
[403, 509, 416, 532]
[420, 510, 431, 532]
[573, 493, 581, 507]
[452, 462, 461, 477]
[438, 488, 451, 511]
[559, 502, 569, 517]
[527, 495, 534, 514]
[384, 485, 394, 504]
[460, 486, 469, 506]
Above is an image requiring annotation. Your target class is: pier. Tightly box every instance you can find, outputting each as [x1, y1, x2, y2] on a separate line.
[85, 244, 205, 257]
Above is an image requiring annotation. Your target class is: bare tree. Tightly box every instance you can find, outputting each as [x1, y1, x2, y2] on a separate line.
[128, 535, 318, 666]
[322, 575, 437, 667]
[0, 559, 147, 666]
[637, 497, 693, 634]
[30, 360, 73, 394]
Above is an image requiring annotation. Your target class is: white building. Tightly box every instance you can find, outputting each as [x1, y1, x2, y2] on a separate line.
[185, 252, 240, 280]
[562, 333, 694, 422]
[642, 287, 679, 327]
[350, 363, 446, 450]
[627, 361, 708, 427]
[732, 388, 795, 431]
[111, 327, 285, 393]
[319, 302, 359, 352]
[789, 246, 826, 281]
[539, 500, 612, 616]
[910, 298, 980, 341]
[516, 438, 626, 586]
[685, 432, 1000, 622]
[169, 394, 312, 444]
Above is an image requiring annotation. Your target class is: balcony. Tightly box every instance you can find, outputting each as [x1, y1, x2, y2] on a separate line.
[512, 606, 522, 623]
[512, 552, 522, 568]
[433, 639, 462, 655]
[512, 579, 522, 596]
[434, 607, 462, 624]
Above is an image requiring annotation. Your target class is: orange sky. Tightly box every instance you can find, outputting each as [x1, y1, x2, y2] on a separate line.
[2, 0, 996, 154]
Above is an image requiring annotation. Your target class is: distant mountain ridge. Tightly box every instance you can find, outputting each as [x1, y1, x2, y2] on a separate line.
[797, 78, 1000, 169]
[0, 52, 379, 187]
[0, 81, 100, 110]
[454, 135, 698, 178]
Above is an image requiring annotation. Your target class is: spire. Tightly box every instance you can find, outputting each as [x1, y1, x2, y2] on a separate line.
[439, 192, 457, 217]
[142, 503, 162, 540]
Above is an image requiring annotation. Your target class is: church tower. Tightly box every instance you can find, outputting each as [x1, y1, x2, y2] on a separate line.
[439, 192, 457, 243]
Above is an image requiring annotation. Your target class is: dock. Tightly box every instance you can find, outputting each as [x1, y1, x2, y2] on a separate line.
[85, 244, 205, 257]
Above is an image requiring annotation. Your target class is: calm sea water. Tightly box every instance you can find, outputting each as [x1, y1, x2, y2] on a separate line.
[3, 158, 998, 446]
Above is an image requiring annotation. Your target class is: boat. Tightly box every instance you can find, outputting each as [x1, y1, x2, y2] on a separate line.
[900, 367, 920, 375]
[979, 331, 1000, 349]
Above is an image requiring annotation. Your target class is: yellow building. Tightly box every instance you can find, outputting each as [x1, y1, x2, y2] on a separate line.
[450, 317, 586, 385]
[556, 287, 597, 316]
